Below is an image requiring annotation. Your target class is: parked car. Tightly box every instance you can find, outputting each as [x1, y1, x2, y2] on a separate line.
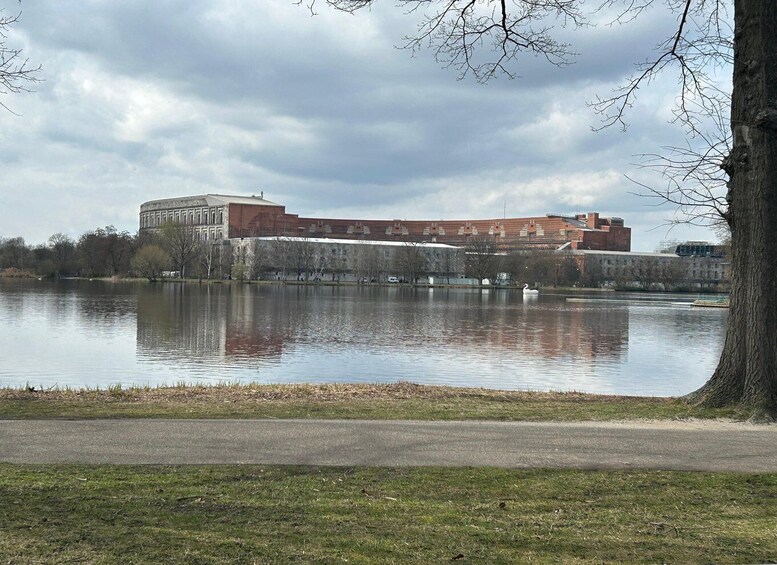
[387, 276, 399, 283]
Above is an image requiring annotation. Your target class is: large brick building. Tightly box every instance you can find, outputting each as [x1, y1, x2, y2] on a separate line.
[139, 194, 631, 251]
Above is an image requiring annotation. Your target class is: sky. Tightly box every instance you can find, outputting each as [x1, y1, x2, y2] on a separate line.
[0, 0, 730, 251]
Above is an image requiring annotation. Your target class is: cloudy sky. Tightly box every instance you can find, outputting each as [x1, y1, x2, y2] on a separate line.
[0, 1, 729, 251]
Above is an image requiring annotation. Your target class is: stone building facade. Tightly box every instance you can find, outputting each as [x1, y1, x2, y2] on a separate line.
[232, 236, 466, 281]
[574, 249, 730, 289]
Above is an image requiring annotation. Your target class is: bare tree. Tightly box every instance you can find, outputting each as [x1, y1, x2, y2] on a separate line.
[288, 237, 315, 280]
[214, 240, 233, 280]
[353, 243, 384, 282]
[0, 236, 29, 270]
[629, 258, 660, 291]
[433, 247, 462, 283]
[270, 237, 292, 280]
[394, 241, 427, 284]
[1, 9, 41, 112]
[159, 222, 200, 279]
[48, 233, 76, 276]
[329, 251, 347, 282]
[318, 0, 777, 419]
[657, 258, 688, 291]
[76, 226, 134, 277]
[309, 245, 330, 281]
[464, 236, 499, 283]
[248, 240, 270, 280]
[523, 251, 554, 287]
[552, 253, 581, 288]
[580, 256, 605, 289]
[198, 241, 215, 280]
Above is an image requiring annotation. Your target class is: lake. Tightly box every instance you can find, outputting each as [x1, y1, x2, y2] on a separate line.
[0, 279, 728, 396]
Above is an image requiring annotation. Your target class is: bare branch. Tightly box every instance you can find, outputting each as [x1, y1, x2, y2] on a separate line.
[590, 0, 732, 131]
[323, 0, 585, 82]
[0, 10, 42, 112]
[310, 0, 733, 227]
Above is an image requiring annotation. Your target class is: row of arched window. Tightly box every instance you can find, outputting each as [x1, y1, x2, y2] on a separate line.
[140, 206, 224, 229]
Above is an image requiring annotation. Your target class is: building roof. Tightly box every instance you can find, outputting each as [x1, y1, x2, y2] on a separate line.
[546, 214, 588, 229]
[140, 193, 279, 209]
[572, 249, 678, 258]
[251, 236, 461, 249]
[206, 194, 280, 206]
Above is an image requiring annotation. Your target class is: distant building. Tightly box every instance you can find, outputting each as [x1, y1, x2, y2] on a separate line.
[575, 247, 729, 289]
[234, 236, 466, 281]
[139, 194, 276, 242]
[673, 241, 726, 258]
[139, 194, 632, 251]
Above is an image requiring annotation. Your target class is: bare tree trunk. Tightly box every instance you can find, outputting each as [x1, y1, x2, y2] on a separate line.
[686, 0, 777, 420]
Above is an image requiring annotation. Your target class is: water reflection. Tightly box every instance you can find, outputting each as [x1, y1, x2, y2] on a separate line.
[135, 285, 631, 365]
[0, 279, 727, 395]
[137, 284, 229, 361]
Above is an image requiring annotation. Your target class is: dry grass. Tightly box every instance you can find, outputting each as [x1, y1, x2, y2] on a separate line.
[0, 382, 746, 421]
[1, 381, 645, 401]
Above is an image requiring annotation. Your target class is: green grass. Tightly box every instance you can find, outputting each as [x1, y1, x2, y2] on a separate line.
[1, 464, 776, 564]
[0, 384, 765, 563]
[0, 382, 747, 421]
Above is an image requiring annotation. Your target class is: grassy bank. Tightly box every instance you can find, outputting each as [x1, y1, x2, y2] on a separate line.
[1, 386, 764, 563]
[0, 382, 747, 421]
[1, 464, 775, 563]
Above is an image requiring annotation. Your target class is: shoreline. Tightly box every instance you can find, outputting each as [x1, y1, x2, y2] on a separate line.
[0, 381, 748, 422]
[1, 272, 731, 294]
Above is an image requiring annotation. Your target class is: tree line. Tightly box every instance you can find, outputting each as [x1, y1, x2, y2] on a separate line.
[0, 223, 234, 281]
[2, 224, 726, 291]
[1, 227, 137, 278]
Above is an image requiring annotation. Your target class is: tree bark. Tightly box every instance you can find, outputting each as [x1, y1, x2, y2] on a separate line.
[686, 0, 777, 420]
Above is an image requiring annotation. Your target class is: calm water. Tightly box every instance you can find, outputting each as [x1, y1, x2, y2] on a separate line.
[0, 279, 728, 396]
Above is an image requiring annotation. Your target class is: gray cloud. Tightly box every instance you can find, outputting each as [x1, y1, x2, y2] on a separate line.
[0, 0, 722, 249]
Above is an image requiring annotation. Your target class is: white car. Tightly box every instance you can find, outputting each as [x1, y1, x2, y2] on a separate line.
[387, 276, 399, 283]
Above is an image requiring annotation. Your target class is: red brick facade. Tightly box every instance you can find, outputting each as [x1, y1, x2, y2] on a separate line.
[228, 204, 631, 252]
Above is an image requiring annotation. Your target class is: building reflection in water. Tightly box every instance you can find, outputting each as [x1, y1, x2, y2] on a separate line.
[135, 284, 630, 369]
[0, 279, 724, 393]
[136, 283, 230, 362]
